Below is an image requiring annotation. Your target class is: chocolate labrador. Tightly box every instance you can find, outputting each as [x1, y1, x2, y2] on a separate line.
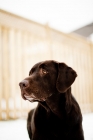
[19, 60, 84, 140]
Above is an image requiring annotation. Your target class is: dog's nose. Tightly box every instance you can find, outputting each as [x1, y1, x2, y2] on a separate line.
[19, 80, 29, 88]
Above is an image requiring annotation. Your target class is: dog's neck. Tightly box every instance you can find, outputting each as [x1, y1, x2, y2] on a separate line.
[40, 88, 72, 118]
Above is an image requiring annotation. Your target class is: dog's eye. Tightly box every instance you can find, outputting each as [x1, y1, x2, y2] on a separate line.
[41, 69, 48, 75]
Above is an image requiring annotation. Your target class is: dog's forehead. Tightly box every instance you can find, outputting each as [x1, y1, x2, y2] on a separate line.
[41, 60, 58, 66]
[32, 62, 41, 68]
[31, 60, 58, 70]
[30, 62, 42, 71]
[40, 60, 58, 69]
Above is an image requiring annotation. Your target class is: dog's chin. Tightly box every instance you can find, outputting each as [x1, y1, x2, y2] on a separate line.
[24, 95, 37, 102]
[22, 93, 46, 102]
[20, 89, 36, 101]
[21, 90, 51, 102]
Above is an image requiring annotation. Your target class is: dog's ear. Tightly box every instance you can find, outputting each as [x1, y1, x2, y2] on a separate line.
[56, 63, 77, 93]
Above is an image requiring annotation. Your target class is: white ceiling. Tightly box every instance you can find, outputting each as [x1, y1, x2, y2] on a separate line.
[0, 0, 93, 33]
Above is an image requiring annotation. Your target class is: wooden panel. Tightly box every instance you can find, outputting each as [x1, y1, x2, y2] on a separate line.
[0, 10, 93, 119]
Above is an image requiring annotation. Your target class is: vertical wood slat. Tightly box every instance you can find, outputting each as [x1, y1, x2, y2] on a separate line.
[2, 27, 10, 119]
[89, 49, 92, 112]
[86, 50, 90, 112]
[21, 31, 29, 114]
[0, 26, 2, 119]
[90, 43, 93, 112]
[15, 30, 23, 118]
[8, 29, 16, 118]
[9, 29, 16, 96]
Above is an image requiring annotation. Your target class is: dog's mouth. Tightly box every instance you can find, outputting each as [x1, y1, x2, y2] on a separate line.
[24, 94, 46, 102]
[21, 90, 46, 102]
[24, 94, 37, 102]
[21, 91, 37, 102]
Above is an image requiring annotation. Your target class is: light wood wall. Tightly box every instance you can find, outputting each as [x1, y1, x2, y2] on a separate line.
[0, 9, 93, 120]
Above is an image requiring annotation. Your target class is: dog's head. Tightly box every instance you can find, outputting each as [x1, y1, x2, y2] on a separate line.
[19, 60, 77, 102]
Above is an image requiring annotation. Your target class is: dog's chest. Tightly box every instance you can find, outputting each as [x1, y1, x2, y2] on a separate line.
[32, 105, 73, 139]
[46, 114, 69, 138]
[47, 112, 65, 127]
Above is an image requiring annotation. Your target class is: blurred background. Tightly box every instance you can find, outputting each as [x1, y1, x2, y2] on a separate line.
[0, 0, 93, 140]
